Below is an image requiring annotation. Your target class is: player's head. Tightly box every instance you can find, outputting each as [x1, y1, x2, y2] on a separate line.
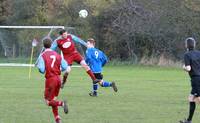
[43, 38, 52, 48]
[59, 29, 68, 38]
[87, 38, 95, 48]
[185, 37, 196, 50]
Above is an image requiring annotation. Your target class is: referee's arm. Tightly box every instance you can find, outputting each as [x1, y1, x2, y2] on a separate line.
[183, 54, 191, 72]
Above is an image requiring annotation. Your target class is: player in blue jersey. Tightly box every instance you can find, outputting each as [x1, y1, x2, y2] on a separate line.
[51, 29, 99, 89]
[85, 38, 118, 96]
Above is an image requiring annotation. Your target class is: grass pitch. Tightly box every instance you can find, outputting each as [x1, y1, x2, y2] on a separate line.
[0, 65, 199, 123]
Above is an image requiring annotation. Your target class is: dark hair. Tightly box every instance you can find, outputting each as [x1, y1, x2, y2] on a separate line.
[59, 29, 66, 35]
[43, 38, 52, 48]
[87, 38, 95, 44]
[185, 37, 196, 50]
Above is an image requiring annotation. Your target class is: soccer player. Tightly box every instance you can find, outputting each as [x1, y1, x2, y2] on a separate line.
[37, 38, 68, 123]
[180, 37, 200, 123]
[51, 29, 99, 88]
[86, 38, 118, 96]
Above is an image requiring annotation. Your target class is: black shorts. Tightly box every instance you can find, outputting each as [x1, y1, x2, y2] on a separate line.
[94, 73, 103, 80]
[191, 76, 200, 97]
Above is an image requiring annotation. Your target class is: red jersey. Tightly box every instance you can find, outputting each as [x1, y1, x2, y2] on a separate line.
[42, 49, 62, 79]
[56, 35, 77, 57]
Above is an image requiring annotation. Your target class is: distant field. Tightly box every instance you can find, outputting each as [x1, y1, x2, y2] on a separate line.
[0, 65, 199, 123]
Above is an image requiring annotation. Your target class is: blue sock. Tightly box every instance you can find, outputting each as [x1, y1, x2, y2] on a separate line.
[93, 84, 98, 92]
[102, 81, 112, 87]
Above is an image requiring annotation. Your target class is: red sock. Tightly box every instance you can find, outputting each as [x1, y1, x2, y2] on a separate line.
[52, 106, 60, 121]
[87, 70, 96, 80]
[48, 100, 63, 107]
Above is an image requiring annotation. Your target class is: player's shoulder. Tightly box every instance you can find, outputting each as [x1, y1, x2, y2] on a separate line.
[52, 50, 61, 56]
[55, 36, 62, 41]
[95, 48, 104, 54]
[193, 50, 200, 57]
[184, 51, 191, 60]
[91, 47, 100, 52]
[87, 48, 95, 52]
[194, 50, 200, 54]
[184, 50, 200, 58]
[67, 34, 72, 36]
[43, 49, 59, 55]
[187, 50, 200, 54]
[67, 34, 72, 38]
[184, 51, 189, 56]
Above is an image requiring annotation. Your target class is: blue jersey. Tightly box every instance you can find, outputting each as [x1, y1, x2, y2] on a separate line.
[85, 47, 108, 73]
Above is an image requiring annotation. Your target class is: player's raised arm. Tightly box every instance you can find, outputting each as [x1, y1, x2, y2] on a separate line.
[36, 56, 45, 74]
[183, 54, 191, 72]
[71, 34, 87, 47]
[51, 38, 59, 51]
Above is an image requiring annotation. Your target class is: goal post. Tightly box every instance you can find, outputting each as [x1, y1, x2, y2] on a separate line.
[0, 26, 65, 79]
[0, 25, 65, 65]
[0, 26, 65, 29]
[0, 25, 85, 67]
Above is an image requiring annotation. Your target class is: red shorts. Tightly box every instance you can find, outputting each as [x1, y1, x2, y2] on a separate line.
[44, 76, 61, 101]
[64, 52, 83, 65]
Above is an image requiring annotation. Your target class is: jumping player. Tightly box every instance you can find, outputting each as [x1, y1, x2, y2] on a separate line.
[180, 37, 200, 123]
[86, 38, 118, 96]
[51, 29, 98, 88]
[37, 38, 68, 123]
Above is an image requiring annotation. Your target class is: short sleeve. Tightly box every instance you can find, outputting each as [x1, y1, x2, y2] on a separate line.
[37, 56, 45, 74]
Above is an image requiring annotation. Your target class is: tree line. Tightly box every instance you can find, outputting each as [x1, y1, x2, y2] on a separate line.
[0, 0, 200, 65]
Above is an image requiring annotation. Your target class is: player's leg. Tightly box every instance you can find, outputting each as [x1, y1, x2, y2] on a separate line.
[180, 77, 200, 123]
[89, 73, 99, 96]
[180, 93, 196, 123]
[44, 86, 62, 122]
[61, 66, 71, 89]
[90, 73, 101, 96]
[45, 89, 63, 123]
[61, 56, 73, 89]
[51, 102, 61, 123]
[45, 77, 68, 123]
[46, 97, 68, 123]
[80, 60, 96, 80]
[187, 95, 196, 122]
[100, 80, 118, 91]
[97, 73, 118, 92]
[101, 81, 118, 92]
[45, 77, 64, 107]
[55, 78, 68, 114]
[74, 53, 96, 81]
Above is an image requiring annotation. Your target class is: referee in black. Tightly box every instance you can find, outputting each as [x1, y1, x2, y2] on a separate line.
[180, 37, 200, 123]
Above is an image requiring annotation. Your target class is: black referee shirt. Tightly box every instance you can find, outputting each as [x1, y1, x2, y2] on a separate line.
[184, 50, 200, 77]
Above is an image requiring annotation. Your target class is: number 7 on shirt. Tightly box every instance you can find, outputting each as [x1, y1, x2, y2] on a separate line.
[50, 55, 56, 68]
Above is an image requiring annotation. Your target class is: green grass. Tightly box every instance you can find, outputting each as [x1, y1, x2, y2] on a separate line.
[0, 65, 199, 123]
[0, 57, 35, 63]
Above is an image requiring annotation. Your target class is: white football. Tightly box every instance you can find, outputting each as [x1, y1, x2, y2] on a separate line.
[79, 9, 88, 18]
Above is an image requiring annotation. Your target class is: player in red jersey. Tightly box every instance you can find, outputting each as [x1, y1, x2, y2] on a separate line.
[51, 29, 99, 88]
[37, 38, 68, 123]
